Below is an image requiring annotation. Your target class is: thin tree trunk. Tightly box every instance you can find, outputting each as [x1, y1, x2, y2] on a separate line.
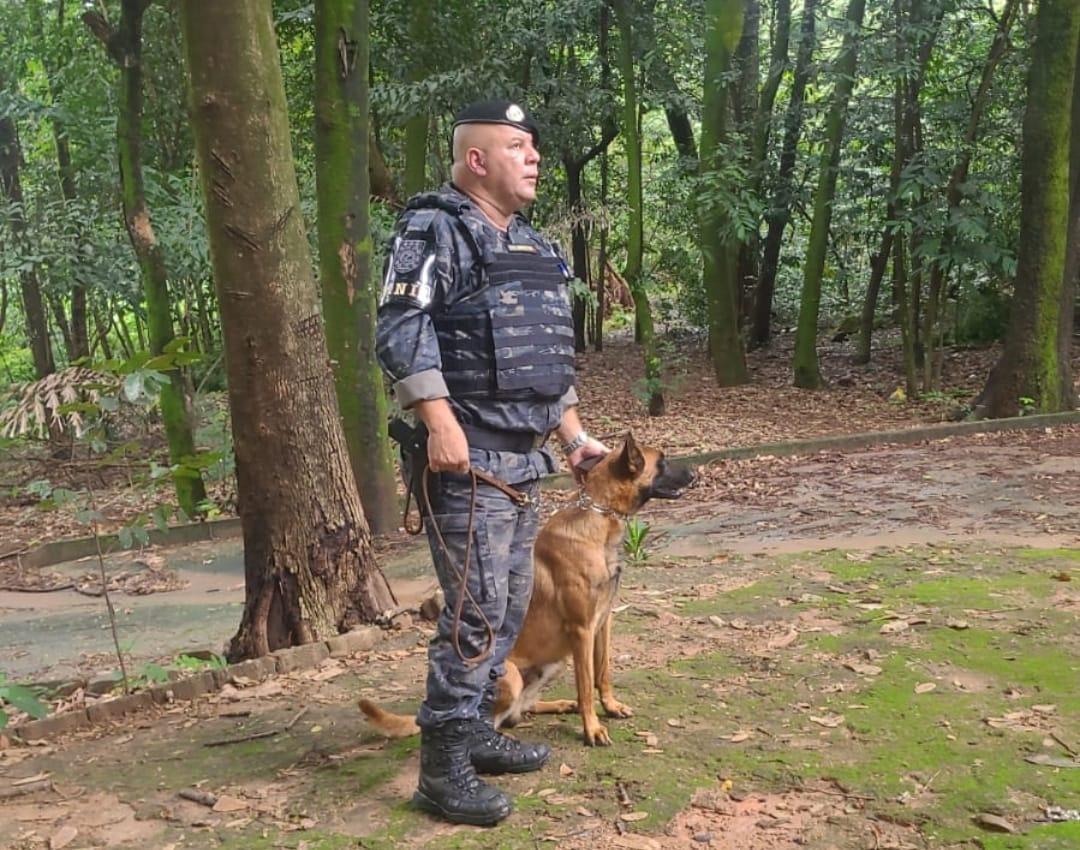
[614, 0, 664, 414]
[734, 0, 760, 320]
[978, 0, 1080, 417]
[403, 0, 434, 196]
[85, 0, 207, 517]
[181, 0, 396, 656]
[922, 0, 1019, 389]
[314, 0, 398, 535]
[700, 0, 748, 386]
[31, 0, 90, 360]
[595, 1, 612, 354]
[752, 0, 817, 348]
[0, 92, 55, 378]
[793, 0, 866, 389]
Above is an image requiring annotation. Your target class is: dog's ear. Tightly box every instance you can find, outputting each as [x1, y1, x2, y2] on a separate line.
[614, 432, 645, 478]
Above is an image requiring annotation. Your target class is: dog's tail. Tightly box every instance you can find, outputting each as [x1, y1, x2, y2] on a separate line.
[358, 698, 420, 738]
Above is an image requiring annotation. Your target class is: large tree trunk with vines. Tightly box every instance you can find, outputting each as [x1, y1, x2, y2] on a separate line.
[700, 0, 748, 385]
[977, 0, 1080, 417]
[180, 0, 396, 658]
[314, 0, 398, 535]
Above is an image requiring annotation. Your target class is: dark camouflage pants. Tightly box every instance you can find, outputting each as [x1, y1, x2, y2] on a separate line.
[415, 469, 541, 729]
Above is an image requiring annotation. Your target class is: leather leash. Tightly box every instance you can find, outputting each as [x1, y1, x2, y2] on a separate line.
[401, 461, 531, 666]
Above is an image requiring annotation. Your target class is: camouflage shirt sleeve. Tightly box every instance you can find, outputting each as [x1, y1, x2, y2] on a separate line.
[375, 209, 458, 408]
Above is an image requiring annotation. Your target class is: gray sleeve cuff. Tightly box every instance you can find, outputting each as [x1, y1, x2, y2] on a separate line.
[393, 369, 450, 408]
[560, 386, 579, 407]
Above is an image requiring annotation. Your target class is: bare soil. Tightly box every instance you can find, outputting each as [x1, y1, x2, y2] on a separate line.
[2, 426, 1079, 849]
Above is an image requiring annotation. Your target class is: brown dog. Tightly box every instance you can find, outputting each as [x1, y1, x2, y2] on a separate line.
[360, 433, 694, 746]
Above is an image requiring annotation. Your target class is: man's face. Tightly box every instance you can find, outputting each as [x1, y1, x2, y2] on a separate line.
[473, 124, 541, 210]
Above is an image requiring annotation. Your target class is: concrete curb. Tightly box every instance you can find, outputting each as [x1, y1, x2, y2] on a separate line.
[543, 410, 1080, 488]
[9, 625, 384, 743]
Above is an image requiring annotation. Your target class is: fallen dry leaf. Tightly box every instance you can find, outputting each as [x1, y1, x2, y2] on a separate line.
[49, 826, 78, 850]
[726, 731, 751, 743]
[915, 682, 937, 694]
[974, 813, 1017, 833]
[612, 835, 661, 850]
[666, 718, 683, 728]
[559, 763, 574, 777]
[212, 795, 249, 813]
[620, 811, 650, 822]
[809, 714, 845, 728]
[880, 619, 911, 634]
[844, 661, 882, 677]
[766, 628, 799, 650]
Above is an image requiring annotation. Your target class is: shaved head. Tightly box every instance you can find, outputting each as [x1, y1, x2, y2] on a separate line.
[450, 122, 541, 226]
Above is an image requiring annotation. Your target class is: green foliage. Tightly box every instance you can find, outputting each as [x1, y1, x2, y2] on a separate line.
[0, 673, 48, 729]
[623, 517, 650, 563]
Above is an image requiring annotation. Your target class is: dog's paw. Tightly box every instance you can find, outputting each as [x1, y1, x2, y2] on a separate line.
[584, 723, 612, 746]
[602, 699, 633, 718]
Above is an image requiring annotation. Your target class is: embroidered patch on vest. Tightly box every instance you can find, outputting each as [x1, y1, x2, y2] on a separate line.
[393, 238, 428, 274]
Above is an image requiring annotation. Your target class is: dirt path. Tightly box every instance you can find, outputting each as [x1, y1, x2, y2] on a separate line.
[2, 427, 1079, 850]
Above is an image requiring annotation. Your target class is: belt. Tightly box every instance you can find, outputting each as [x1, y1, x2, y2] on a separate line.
[461, 423, 548, 453]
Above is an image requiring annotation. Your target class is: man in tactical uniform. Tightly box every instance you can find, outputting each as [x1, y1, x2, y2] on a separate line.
[375, 100, 607, 826]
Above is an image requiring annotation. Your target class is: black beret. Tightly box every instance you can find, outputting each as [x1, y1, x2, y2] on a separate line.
[452, 99, 540, 145]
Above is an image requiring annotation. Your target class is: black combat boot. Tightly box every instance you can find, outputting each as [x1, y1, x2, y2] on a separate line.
[468, 685, 551, 775]
[413, 720, 513, 826]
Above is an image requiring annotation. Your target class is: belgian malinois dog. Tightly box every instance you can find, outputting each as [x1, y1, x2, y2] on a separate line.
[360, 433, 695, 746]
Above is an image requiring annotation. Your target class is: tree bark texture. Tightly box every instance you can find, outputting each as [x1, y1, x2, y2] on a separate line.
[614, 0, 664, 414]
[180, 0, 397, 658]
[700, 0, 748, 386]
[979, 0, 1080, 417]
[792, 0, 866, 389]
[1056, 32, 1080, 409]
[314, 0, 398, 535]
[752, 0, 817, 348]
[85, 0, 207, 517]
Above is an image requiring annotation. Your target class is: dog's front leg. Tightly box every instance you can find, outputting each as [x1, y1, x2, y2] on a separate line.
[571, 625, 611, 745]
[594, 613, 632, 718]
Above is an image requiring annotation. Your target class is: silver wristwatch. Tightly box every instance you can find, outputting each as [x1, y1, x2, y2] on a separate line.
[562, 430, 589, 456]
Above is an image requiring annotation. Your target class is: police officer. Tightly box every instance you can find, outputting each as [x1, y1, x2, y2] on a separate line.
[375, 99, 607, 826]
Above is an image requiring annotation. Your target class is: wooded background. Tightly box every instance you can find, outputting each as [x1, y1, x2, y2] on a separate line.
[2, 0, 1079, 649]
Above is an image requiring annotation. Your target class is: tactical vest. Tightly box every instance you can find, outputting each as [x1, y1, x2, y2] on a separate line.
[434, 243, 576, 401]
[404, 189, 576, 401]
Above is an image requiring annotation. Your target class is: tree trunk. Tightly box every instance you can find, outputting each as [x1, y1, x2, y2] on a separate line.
[180, 0, 396, 657]
[857, 0, 944, 367]
[567, 158, 589, 352]
[595, 1, 612, 354]
[1057, 32, 1080, 409]
[733, 0, 760, 320]
[922, 0, 1019, 389]
[792, 0, 866, 389]
[0, 93, 55, 378]
[403, 0, 434, 196]
[85, 0, 207, 517]
[700, 0, 748, 386]
[31, 0, 90, 361]
[369, 130, 398, 204]
[614, 0, 664, 414]
[314, 0, 398, 536]
[978, 0, 1080, 417]
[752, 0, 817, 348]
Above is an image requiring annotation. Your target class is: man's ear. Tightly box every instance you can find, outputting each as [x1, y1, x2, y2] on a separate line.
[613, 432, 644, 478]
[466, 147, 487, 176]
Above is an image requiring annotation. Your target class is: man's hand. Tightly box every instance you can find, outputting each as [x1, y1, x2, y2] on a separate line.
[414, 399, 470, 473]
[568, 436, 608, 484]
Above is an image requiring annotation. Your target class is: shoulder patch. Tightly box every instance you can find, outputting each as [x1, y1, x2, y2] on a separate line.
[381, 230, 438, 308]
